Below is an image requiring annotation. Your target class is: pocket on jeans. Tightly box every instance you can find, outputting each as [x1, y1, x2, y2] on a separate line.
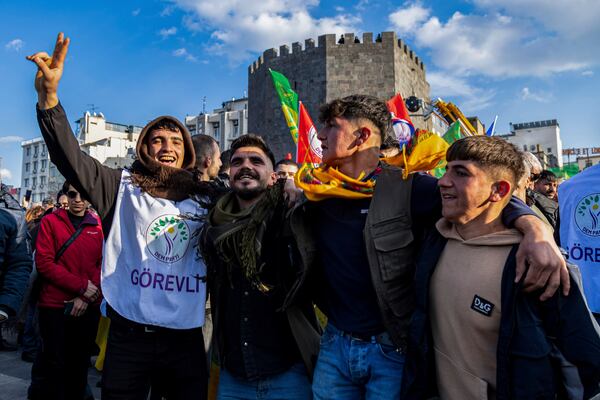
[377, 342, 405, 363]
[319, 329, 336, 347]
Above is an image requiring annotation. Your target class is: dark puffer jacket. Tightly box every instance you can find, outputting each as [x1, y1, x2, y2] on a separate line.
[0, 185, 33, 315]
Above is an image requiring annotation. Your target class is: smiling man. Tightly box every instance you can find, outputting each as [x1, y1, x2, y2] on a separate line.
[406, 137, 600, 399]
[289, 95, 569, 399]
[200, 134, 320, 399]
[28, 33, 211, 399]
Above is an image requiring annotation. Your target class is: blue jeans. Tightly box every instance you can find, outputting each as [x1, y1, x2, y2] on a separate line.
[313, 324, 405, 400]
[217, 363, 312, 399]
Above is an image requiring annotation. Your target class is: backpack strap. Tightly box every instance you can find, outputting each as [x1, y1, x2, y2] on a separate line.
[54, 224, 86, 263]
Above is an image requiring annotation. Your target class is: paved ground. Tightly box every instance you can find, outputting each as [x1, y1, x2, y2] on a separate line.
[0, 330, 101, 400]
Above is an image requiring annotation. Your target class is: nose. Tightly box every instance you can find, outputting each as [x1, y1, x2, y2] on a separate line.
[438, 171, 451, 187]
[317, 128, 327, 142]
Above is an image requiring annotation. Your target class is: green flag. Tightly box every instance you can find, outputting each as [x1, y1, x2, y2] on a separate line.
[269, 69, 299, 143]
[442, 121, 462, 144]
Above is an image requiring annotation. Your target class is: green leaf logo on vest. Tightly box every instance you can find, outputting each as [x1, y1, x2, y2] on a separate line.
[145, 214, 190, 263]
[575, 193, 600, 237]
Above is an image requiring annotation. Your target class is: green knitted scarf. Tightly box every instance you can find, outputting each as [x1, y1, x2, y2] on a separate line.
[207, 182, 284, 292]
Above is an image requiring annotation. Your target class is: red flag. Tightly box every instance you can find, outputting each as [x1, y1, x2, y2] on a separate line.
[387, 94, 415, 148]
[297, 101, 322, 164]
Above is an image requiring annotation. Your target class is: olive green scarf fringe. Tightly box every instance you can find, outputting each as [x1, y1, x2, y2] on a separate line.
[207, 182, 284, 292]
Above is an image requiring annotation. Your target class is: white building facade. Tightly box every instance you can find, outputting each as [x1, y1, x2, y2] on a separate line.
[185, 98, 248, 150]
[20, 112, 142, 203]
[499, 120, 563, 168]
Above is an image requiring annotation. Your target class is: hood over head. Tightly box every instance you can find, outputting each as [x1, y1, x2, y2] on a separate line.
[136, 115, 196, 172]
[128, 116, 199, 202]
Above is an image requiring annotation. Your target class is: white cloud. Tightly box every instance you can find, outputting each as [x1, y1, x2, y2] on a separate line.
[388, 3, 430, 35]
[389, 2, 600, 78]
[428, 72, 495, 112]
[520, 87, 552, 103]
[5, 39, 24, 52]
[159, 27, 178, 39]
[0, 135, 24, 144]
[0, 169, 12, 180]
[132, 8, 141, 16]
[173, 48, 198, 62]
[161, 5, 176, 17]
[171, 0, 359, 62]
[582, 70, 594, 76]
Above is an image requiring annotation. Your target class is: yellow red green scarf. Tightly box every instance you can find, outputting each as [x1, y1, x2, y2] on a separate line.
[295, 164, 382, 201]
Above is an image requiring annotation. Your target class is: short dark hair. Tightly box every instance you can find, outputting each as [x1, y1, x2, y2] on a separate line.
[275, 159, 298, 170]
[538, 170, 557, 182]
[447, 136, 525, 187]
[148, 120, 181, 134]
[191, 134, 218, 167]
[229, 134, 276, 168]
[319, 95, 391, 141]
[56, 190, 66, 203]
[61, 181, 72, 194]
[219, 149, 231, 173]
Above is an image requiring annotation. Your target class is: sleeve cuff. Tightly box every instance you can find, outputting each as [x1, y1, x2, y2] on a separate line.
[36, 101, 63, 117]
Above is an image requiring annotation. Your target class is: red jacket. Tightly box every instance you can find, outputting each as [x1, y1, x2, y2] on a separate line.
[35, 208, 103, 308]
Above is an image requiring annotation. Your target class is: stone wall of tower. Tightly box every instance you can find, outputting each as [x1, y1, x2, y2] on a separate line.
[248, 31, 430, 160]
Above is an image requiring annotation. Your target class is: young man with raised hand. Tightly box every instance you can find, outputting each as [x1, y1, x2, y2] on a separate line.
[290, 95, 569, 399]
[403, 136, 600, 399]
[28, 33, 211, 399]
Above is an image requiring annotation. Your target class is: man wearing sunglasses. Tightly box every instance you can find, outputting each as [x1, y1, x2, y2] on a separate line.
[28, 33, 213, 399]
[31, 182, 102, 399]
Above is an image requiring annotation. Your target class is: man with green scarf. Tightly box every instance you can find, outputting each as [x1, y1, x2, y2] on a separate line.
[200, 134, 320, 399]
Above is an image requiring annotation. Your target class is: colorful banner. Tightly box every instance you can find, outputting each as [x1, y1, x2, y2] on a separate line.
[442, 121, 463, 144]
[269, 69, 299, 143]
[387, 93, 415, 148]
[297, 101, 322, 164]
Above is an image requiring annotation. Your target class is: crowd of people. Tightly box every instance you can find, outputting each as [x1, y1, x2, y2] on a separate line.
[0, 31, 597, 400]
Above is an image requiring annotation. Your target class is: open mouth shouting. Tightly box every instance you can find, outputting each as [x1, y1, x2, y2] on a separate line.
[157, 154, 177, 166]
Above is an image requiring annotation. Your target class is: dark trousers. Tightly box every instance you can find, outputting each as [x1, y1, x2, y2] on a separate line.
[29, 306, 100, 400]
[102, 308, 208, 400]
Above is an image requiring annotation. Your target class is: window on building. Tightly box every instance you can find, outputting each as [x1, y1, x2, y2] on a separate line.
[25, 162, 30, 172]
[233, 120, 239, 137]
[213, 122, 220, 138]
[31, 194, 36, 202]
[547, 147, 552, 154]
[34, 145, 39, 156]
[40, 176, 46, 185]
[33, 161, 38, 172]
[523, 145, 527, 151]
[32, 177, 37, 187]
[41, 160, 47, 170]
[530, 145, 536, 151]
[41, 144, 47, 155]
[24, 178, 29, 187]
[26, 147, 30, 156]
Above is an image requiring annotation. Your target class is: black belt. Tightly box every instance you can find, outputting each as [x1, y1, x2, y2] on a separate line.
[339, 329, 400, 349]
[107, 305, 202, 335]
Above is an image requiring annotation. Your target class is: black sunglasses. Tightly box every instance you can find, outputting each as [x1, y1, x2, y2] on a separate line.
[66, 190, 81, 199]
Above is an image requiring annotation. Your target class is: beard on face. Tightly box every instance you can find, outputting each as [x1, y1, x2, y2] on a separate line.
[233, 167, 267, 201]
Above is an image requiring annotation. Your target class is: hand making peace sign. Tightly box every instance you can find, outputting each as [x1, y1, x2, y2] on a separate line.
[26, 32, 70, 110]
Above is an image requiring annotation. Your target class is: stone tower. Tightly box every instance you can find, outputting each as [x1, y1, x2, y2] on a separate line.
[248, 31, 430, 160]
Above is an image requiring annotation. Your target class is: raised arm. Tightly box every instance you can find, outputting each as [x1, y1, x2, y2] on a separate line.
[27, 33, 121, 226]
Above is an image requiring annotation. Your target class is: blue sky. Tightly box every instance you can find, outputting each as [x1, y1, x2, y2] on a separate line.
[1, 0, 599, 185]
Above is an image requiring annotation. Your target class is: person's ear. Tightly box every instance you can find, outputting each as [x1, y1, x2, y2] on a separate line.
[356, 127, 372, 146]
[491, 180, 511, 202]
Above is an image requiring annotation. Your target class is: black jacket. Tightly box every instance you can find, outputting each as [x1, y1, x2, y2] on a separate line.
[403, 228, 600, 400]
[0, 186, 32, 315]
